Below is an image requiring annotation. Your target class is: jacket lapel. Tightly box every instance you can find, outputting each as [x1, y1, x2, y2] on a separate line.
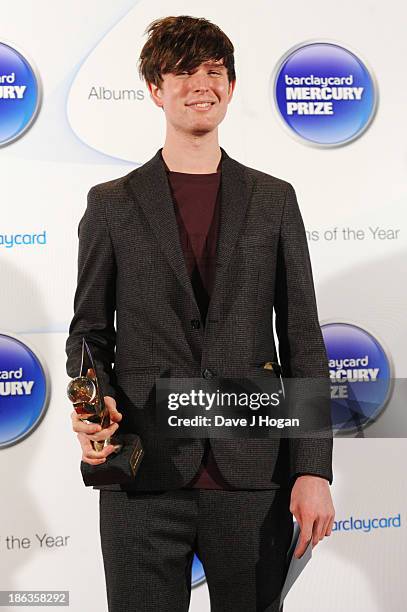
[128, 147, 251, 322]
[203, 148, 252, 333]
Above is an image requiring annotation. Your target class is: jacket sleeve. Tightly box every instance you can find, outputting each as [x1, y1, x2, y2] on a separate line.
[274, 182, 333, 485]
[65, 186, 118, 399]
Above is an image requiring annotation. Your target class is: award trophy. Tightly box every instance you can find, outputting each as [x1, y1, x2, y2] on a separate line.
[67, 338, 144, 486]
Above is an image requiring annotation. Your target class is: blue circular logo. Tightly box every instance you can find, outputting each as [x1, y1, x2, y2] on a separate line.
[321, 323, 391, 434]
[0, 333, 49, 448]
[0, 42, 41, 146]
[191, 553, 206, 588]
[272, 41, 377, 146]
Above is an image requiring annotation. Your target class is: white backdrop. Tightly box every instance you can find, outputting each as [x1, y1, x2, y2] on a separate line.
[1, 1, 406, 611]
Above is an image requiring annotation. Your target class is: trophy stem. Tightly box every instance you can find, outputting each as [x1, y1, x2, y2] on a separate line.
[93, 437, 111, 453]
[93, 436, 123, 454]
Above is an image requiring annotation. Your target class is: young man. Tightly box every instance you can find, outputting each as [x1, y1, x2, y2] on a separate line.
[66, 15, 334, 612]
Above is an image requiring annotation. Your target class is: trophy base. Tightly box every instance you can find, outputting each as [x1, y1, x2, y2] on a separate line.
[80, 433, 144, 486]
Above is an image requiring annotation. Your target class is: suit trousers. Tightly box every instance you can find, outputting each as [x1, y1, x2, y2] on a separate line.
[99, 487, 294, 612]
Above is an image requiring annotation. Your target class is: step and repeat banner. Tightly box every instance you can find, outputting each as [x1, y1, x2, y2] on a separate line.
[1, 1, 406, 611]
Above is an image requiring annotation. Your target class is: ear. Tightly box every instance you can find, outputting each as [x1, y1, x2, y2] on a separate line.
[227, 79, 236, 103]
[147, 81, 164, 108]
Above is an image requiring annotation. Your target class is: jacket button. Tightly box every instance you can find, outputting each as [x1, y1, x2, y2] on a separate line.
[202, 368, 215, 379]
[191, 319, 201, 329]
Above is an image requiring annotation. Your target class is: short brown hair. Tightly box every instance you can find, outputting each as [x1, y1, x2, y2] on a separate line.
[138, 15, 236, 88]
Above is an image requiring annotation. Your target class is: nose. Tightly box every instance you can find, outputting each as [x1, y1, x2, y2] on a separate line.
[189, 71, 210, 92]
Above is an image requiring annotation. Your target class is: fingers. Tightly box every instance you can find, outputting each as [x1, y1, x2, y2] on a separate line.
[312, 518, 324, 547]
[315, 507, 336, 541]
[326, 515, 335, 536]
[294, 522, 313, 559]
[77, 432, 119, 465]
[325, 514, 335, 537]
[70, 390, 123, 465]
[294, 511, 335, 558]
[71, 410, 102, 435]
[71, 411, 119, 443]
[71, 407, 121, 434]
[87, 421, 119, 442]
[294, 539, 310, 559]
[104, 396, 122, 422]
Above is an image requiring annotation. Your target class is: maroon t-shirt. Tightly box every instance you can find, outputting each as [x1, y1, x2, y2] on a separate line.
[162, 150, 234, 490]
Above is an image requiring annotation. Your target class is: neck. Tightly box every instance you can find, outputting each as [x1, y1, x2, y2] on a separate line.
[161, 129, 221, 173]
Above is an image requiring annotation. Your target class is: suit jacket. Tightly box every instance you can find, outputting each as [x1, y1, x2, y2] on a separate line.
[65, 147, 333, 491]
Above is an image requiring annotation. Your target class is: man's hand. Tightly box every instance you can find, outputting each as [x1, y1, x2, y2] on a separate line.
[71, 395, 123, 465]
[290, 475, 335, 559]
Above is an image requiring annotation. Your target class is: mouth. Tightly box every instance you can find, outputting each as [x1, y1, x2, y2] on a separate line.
[185, 101, 215, 111]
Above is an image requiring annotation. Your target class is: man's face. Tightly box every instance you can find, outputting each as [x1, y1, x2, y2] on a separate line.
[148, 59, 235, 136]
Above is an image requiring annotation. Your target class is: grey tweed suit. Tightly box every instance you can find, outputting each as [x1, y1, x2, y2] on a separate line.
[65, 146, 333, 493]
